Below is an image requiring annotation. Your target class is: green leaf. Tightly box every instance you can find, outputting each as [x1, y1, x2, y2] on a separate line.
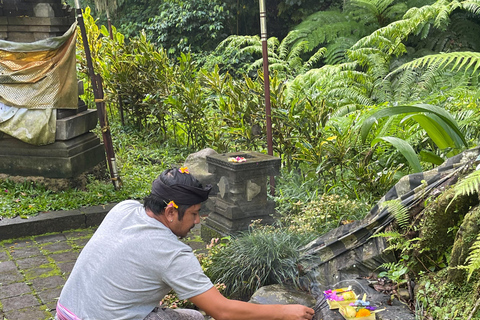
[372, 136, 422, 172]
[419, 150, 444, 165]
[361, 104, 466, 147]
[407, 114, 454, 149]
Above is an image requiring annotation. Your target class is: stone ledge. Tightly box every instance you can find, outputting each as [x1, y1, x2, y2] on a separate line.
[0, 203, 115, 241]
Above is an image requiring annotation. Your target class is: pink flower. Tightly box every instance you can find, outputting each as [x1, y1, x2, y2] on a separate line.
[179, 167, 189, 174]
[167, 201, 178, 209]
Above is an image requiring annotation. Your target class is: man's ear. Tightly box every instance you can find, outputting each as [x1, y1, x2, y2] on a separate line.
[164, 206, 177, 220]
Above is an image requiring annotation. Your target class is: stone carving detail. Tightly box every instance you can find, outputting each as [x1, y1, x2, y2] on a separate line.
[218, 176, 228, 199]
[246, 180, 261, 201]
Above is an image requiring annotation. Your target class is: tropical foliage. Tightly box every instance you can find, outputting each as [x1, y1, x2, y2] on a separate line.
[5, 0, 480, 317]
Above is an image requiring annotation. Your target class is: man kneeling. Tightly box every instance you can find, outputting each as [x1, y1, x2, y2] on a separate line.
[57, 167, 314, 320]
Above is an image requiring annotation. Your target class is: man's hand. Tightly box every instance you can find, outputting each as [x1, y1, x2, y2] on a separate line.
[190, 287, 316, 320]
[278, 304, 315, 320]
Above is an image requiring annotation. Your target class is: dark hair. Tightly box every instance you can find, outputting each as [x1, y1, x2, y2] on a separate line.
[143, 167, 203, 220]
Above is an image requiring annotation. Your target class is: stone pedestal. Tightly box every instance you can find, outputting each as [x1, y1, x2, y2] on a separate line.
[0, 0, 106, 187]
[201, 151, 281, 241]
[0, 0, 75, 42]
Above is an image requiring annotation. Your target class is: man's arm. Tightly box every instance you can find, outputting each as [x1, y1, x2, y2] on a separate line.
[189, 287, 315, 320]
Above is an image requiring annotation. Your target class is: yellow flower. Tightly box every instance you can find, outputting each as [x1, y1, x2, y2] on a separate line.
[167, 201, 178, 209]
[326, 136, 337, 141]
[179, 167, 189, 174]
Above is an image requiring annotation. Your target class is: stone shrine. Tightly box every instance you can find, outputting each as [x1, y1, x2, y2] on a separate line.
[201, 151, 281, 241]
[0, 0, 105, 188]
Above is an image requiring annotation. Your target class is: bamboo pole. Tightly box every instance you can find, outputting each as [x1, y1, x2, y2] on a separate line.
[259, 0, 275, 195]
[74, 0, 122, 190]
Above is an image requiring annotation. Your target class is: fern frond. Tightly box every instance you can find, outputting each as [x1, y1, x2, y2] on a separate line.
[303, 47, 327, 70]
[325, 37, 357, 65]
[378, 261, 401, 270]
[215, 35, 261, 52]
[390, 52, 480, 76]
[371, 230, 404, 239]
[328, 87, 374, 106]
[286, 10, 371, 51]
[453, 170, 480, 198]
[465, 233, 480, 281]
[380, 200, 410, 230]
[331, 104, 362, 117]
[462, 0, 480, 14]
[390, 68, 420, 102]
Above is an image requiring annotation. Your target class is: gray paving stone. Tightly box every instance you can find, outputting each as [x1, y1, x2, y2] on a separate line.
[49, 251, 79, 263]
[31, 276, 65, 291]
[16, 255, 50, 270]
[24, 266, 59, 280]
[37, 287, 62, 304]
[46, 300, 58, 313]
[70, 237, 90, 248]
[4, 306, 51, 320]
[41, 241, 73, 253]
[0, 250, 8, 262]
[3, 240, 33, 248]
[57, 261, 75, 276]
[1, 294, 39, 312]
[0, 261, 17, 273]
[63, 229, 94, 239]
[9, 246, 42, 259]
[34, 233, 67, 244]
[0, 282, 31, 299]
[0, 271, 24, 285]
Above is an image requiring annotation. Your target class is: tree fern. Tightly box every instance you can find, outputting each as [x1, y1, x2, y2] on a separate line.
[351, 0, 455, 54]
[285, 10, 372, 51]
[325, 37, 357, 65]
[346, 0, 408, 27]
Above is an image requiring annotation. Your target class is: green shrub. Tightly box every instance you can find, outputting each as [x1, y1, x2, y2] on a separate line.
[206, 226, 314, 299]
[281, 194, 371, 236]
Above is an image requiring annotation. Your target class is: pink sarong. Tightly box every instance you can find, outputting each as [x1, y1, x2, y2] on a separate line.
[56, 302, 82, 320]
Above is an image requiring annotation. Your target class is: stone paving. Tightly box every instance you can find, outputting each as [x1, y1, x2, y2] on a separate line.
[0, 224, 206, 320]
[0, 227, 96, 320]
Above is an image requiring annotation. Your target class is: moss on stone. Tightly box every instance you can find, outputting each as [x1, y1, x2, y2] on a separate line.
[448, 205, 480, 284]
[417, 187, 479, 269]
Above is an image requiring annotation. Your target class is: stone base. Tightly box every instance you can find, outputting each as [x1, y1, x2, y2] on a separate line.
[0, 162, 107, 192]
[201, 223, 227, 243]
[0, 132, 105, 179]
[201, 196, 275, 242]
[56, 109, 98, 140]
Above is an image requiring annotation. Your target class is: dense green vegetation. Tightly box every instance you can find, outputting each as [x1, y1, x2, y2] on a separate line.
[3, 0, 480, 317]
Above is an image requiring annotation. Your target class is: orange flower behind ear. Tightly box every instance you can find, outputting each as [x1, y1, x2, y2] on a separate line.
[355, 308, 371, 317]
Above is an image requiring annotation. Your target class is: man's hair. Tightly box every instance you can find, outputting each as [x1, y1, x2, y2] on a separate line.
[143, 167, 203, 220]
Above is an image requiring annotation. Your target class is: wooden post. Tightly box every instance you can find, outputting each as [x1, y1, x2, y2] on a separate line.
[75, 0, 122, 189]
[259, 0, 275, 196]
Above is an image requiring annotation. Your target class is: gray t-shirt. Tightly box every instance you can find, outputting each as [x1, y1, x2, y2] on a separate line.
[58, 200, 213, 320]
